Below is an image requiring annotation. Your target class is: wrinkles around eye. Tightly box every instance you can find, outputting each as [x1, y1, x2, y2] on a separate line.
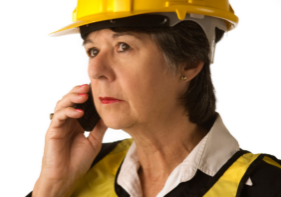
[86, 42, 131, 58]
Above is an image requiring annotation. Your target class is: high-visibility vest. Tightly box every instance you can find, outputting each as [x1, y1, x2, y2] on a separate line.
[70, 138, 281, 197]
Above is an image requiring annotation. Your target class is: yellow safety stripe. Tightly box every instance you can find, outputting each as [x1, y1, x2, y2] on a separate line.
[204, 153, 260, 197]
[263, 156, 281, 169]
[72, 138, 133, 197]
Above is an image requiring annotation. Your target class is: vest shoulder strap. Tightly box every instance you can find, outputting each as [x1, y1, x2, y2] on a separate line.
[196, 150, 264, 197]
[71, 138, 133, 197]
[262, 154, 281, 169]
[89, 139, 125, 169]
[204, 152, 263, 197]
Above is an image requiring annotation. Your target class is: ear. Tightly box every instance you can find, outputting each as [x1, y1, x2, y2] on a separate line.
[180, 61, 204, 82]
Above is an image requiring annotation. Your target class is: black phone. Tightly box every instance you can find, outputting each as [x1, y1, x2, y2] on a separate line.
[73, 83, 101, 131]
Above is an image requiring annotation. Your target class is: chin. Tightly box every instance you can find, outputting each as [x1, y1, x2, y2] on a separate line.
[102, 115, 133, 130]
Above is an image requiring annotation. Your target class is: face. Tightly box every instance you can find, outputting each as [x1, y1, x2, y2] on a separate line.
[84, 29, 186, 130]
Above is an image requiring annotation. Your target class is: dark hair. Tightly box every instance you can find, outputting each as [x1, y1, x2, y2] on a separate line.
[86, 21, 225, 129]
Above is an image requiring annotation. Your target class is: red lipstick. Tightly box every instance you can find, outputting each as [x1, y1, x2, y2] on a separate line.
[99, 97, 123, 104]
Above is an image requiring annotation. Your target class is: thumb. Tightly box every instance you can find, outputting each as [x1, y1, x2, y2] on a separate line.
[87, 119, 108, 149]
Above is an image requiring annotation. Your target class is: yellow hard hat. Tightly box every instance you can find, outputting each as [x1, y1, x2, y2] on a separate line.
[50, 0, 238, 63]
[51, 0, 238, 36]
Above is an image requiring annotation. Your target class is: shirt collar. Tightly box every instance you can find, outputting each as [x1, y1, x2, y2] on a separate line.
[198, 113, 240, 176]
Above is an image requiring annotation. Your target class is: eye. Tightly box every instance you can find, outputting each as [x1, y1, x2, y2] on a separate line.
[117, 42, 131, 52]
[87, 48, 99, 58]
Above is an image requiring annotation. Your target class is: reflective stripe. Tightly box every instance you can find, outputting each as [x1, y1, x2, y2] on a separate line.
[204, 153, 260, 197]
[263, 156, 281, 169]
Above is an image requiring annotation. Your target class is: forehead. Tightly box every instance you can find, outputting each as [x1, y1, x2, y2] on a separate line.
[83, 28, 147, 46]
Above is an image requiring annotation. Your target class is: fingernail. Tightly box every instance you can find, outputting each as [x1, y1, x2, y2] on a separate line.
[78, 93, 87, 96]
[75, 109, 83, 112]
[80, 84, 87, 87]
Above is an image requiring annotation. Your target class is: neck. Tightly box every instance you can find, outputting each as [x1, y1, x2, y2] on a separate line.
[123, 111, 209, 193]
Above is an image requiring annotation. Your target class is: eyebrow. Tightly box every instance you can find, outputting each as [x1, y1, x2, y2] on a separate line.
[82, 32, 142, 46]
[82, 39, 93, 46]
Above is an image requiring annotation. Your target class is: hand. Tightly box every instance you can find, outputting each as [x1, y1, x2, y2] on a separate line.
[32, 84, 107, 197]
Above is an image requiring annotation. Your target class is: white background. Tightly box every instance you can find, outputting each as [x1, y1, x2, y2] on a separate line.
[1, 0, 281, 196]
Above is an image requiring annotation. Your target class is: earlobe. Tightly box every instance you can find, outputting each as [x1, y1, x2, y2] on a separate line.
[181, 76, 187, 81]
[180, 61, 204, 82]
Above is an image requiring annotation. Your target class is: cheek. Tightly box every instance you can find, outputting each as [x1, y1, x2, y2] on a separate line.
[119, 50, 170, 114]
[120, 49, 165, 94]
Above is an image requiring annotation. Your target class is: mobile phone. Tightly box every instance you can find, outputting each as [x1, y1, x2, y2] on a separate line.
[73, 83, 101, 131]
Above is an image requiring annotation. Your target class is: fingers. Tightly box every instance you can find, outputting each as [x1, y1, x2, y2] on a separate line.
[49, 84, 91, 132]
[54, 84, 90, 112]
[47, 83, 99, 139]
[50, 107, 84, 129]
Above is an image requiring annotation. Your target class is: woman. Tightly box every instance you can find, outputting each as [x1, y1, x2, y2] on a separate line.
[27, 0, 281, 197]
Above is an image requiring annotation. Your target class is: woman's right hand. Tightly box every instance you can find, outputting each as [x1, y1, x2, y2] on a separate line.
[32, 84, 108, 197]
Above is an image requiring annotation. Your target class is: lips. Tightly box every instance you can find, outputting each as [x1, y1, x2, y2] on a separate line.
[99, 97, 122, 101]
[99, 97, 123, 104]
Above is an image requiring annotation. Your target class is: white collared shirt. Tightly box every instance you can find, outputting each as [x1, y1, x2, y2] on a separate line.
[117, 114, 252, 197]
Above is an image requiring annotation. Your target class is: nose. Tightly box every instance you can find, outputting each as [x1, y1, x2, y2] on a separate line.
[88, 50, 115, 81]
